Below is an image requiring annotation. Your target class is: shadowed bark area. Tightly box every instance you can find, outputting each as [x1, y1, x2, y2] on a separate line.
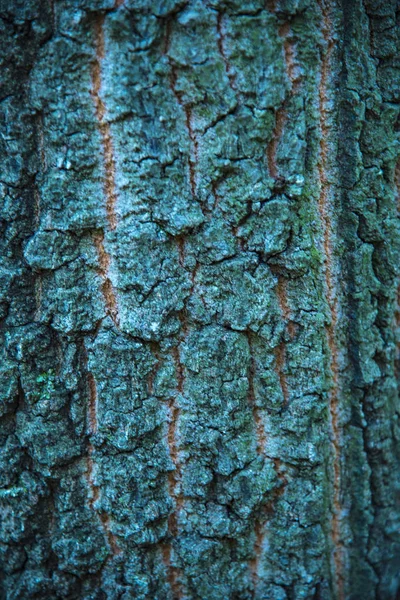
[0, 0, 399, 599]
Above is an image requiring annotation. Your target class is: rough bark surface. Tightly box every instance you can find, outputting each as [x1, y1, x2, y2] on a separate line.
[1, 0, 400, 598]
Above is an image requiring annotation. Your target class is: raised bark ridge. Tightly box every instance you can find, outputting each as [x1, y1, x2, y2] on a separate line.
[0, 1, 399, 599]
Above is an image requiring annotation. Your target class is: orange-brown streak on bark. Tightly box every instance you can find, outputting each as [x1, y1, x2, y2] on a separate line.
[274, 276, 292, 407]
[176, 235, 185, 268]
[87, 371, 98, 435]
[163, 346, 184, 599]
[250, 461, 288, 597]
[38, 113, 47, 173]
[267, 22, 299, 179]
[245, 331, 266, 456]
[91, 15, 117, 231]
[34, 272, 42, 322]
[93, 231, 119, 326]
[185, 106, 199, 198]
[161, 543, 181, 600]
[83, 344, 121, 557]
[249, 519, 264, 594]
[395, 160, 400, 389]
[216, 13, 238, 96]
[148, 342, 162, 396]
[267, 105, 286, 180]
[265, 0, 277, 11]
[86, 450, 122, 556]
[34, 186, 41, 230]
[280, 23, 301, 94]
[274, 342, 289, 407]
[395, 158, 400, 215]
[276, 275, 295, 339]
[246, 330, 267, 595]
[317, 2, 344, 598]
[164, 22, 199, 203]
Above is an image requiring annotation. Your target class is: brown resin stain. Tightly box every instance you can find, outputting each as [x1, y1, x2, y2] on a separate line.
[317, 2, 344, 598]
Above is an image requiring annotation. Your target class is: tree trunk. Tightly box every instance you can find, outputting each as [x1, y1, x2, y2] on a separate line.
[1, 0, 400, 598]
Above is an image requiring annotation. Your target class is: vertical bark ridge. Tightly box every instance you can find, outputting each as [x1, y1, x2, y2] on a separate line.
[317, 2, 344, 597]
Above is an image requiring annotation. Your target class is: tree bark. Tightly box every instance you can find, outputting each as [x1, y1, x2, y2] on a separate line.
[1, 0, 400, 598]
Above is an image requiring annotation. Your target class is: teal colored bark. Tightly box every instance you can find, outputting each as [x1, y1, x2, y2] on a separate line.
[0, 0, 399, 598]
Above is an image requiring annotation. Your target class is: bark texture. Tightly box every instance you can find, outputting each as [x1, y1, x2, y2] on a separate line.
[1, 0, 400, 598]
